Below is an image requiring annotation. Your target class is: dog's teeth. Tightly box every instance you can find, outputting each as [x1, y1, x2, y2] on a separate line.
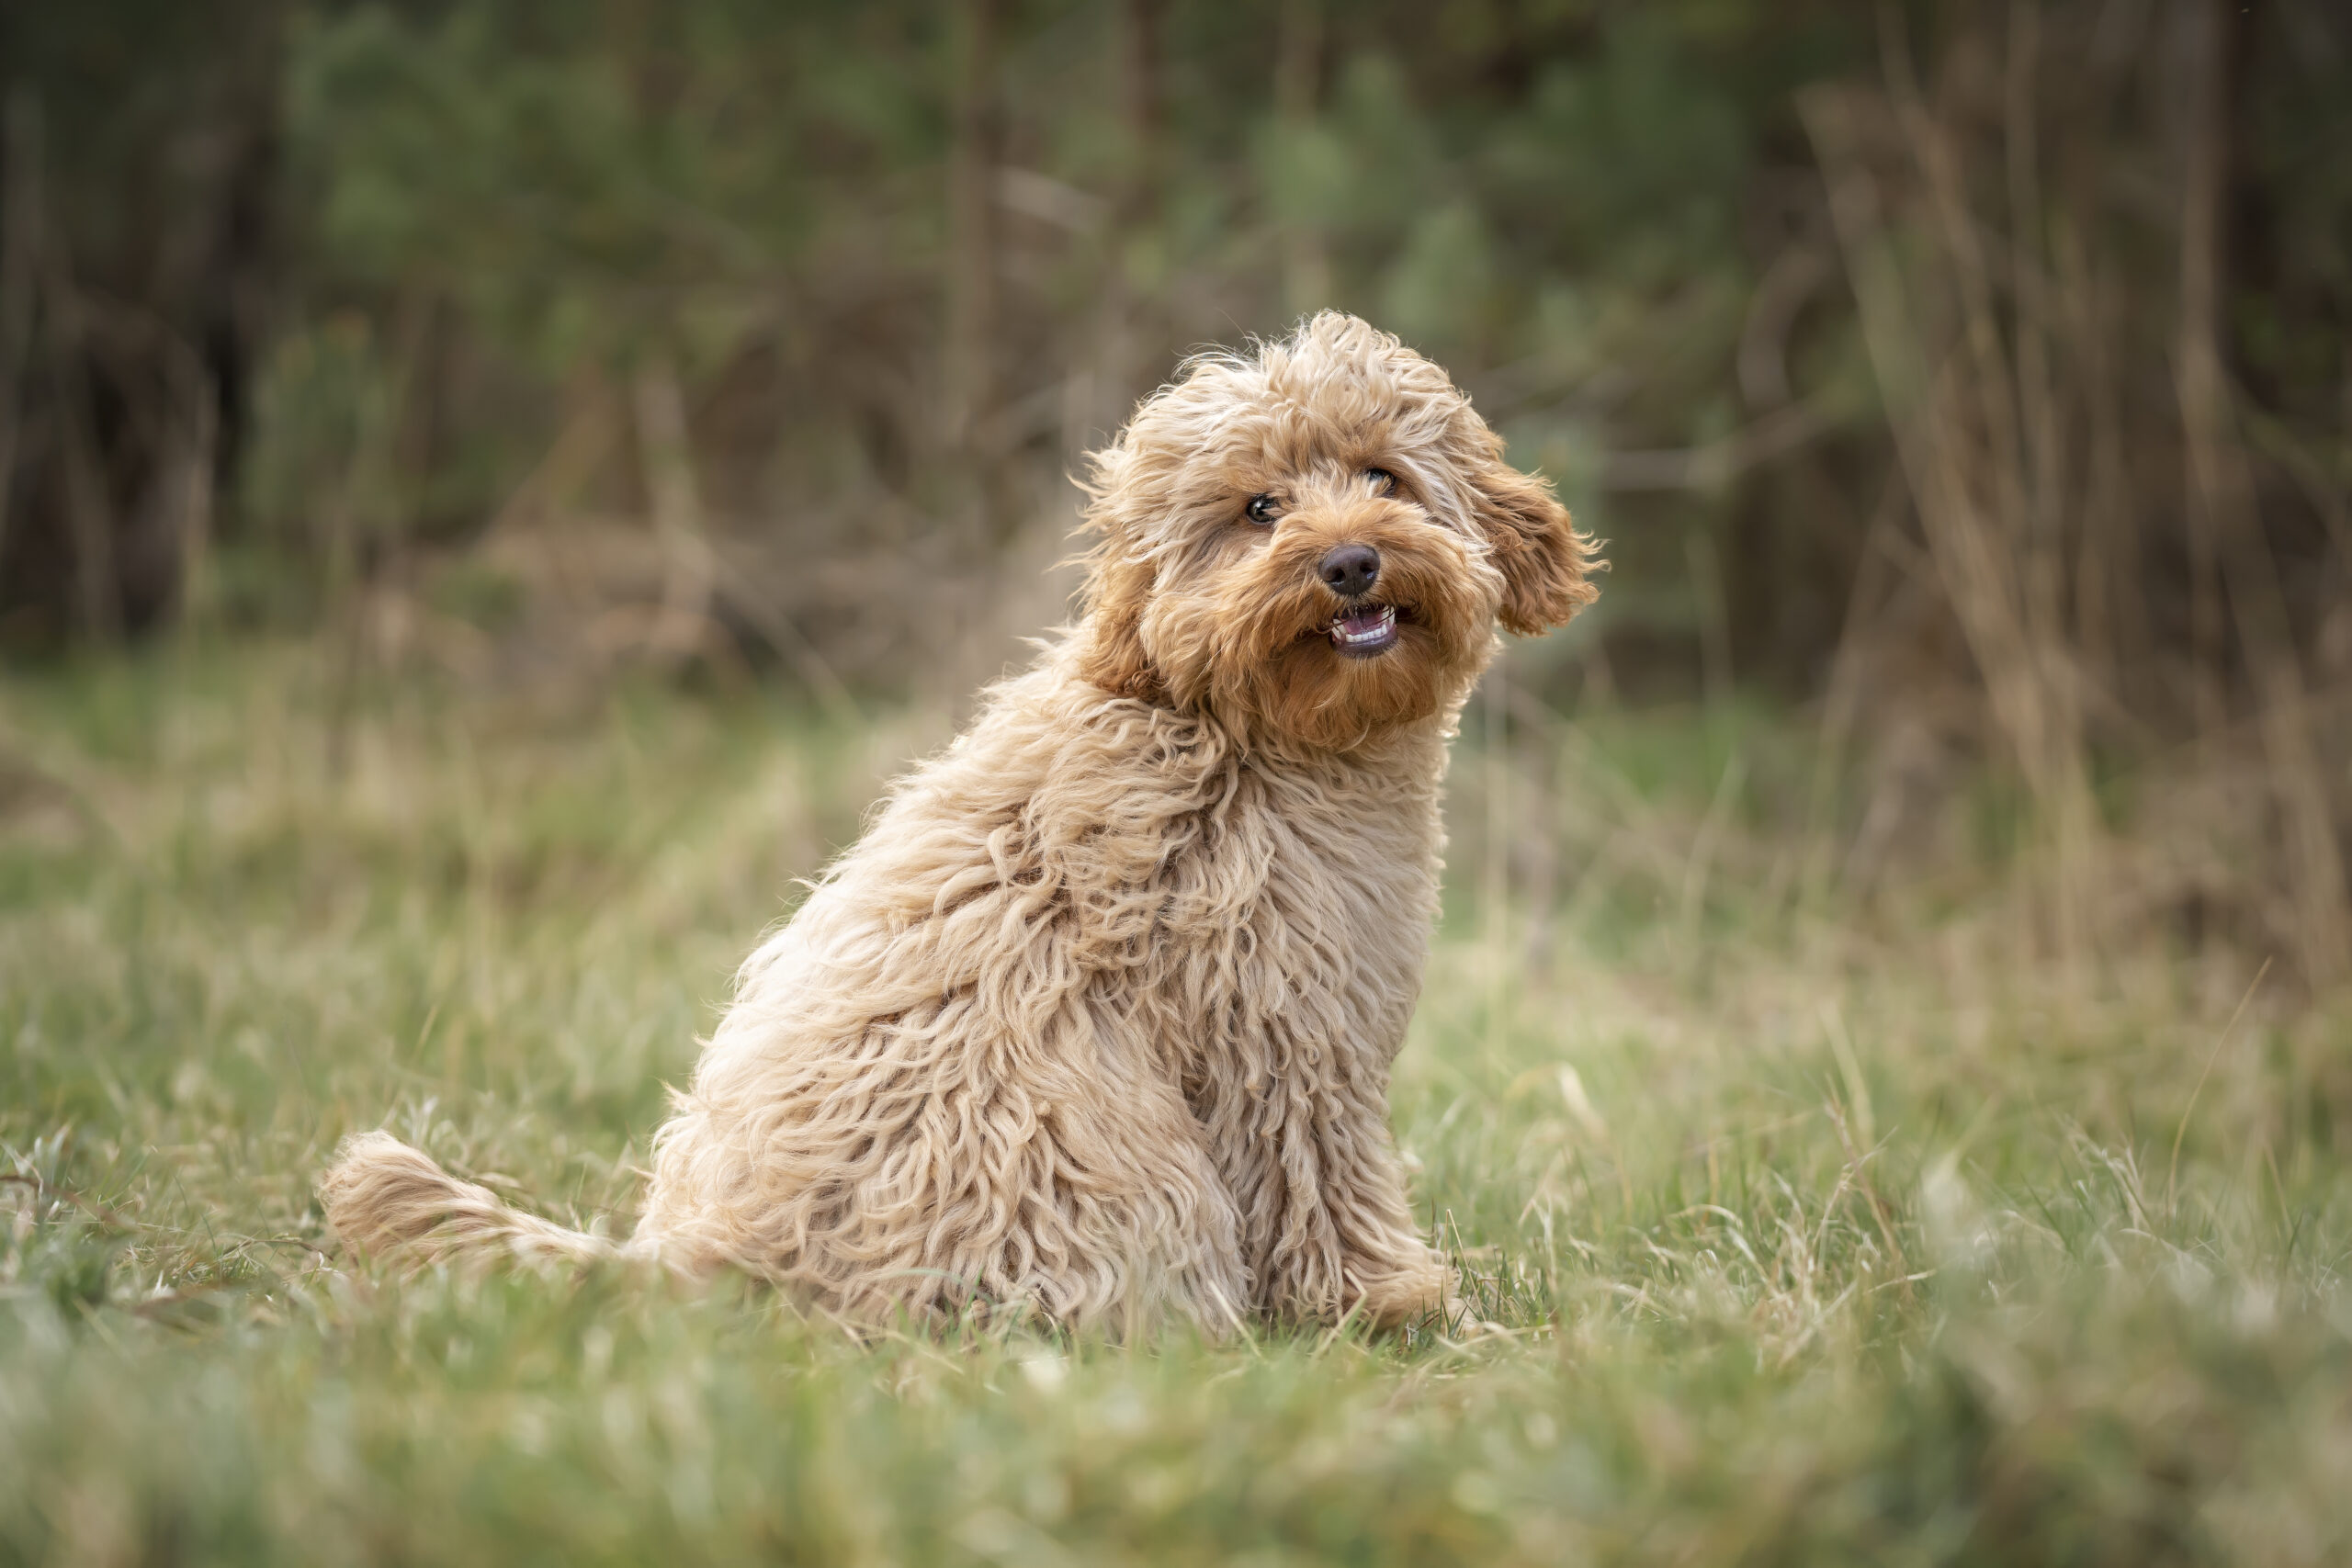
[1329, 604, 1397, 646]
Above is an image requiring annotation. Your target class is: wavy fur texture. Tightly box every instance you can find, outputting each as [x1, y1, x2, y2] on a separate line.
[322, 313, 1600, 1333]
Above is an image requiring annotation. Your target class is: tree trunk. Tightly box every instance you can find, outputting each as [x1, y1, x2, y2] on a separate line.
[44, 229, 119, 643]
[0, 89, 41, 587]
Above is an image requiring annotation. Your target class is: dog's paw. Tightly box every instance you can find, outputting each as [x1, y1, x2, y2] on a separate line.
[1346, 1254, 1457, 1330]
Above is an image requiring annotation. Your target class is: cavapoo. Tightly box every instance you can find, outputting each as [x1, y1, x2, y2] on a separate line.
[323, 312, 1600, 1333]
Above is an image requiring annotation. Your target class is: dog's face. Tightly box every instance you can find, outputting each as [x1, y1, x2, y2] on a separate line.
[1076, 313, 1600, 750]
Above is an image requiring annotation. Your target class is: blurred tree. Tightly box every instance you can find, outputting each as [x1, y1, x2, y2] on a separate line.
[0, 0, 279, 642]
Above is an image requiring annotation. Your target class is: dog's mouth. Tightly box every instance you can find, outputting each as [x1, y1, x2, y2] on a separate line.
[1326, 603, 1402, 658]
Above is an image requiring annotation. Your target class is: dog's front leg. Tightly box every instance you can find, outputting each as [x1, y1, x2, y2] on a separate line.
[1200, 1030, 1453, 1330]
[1305, 1066, 1456, 1330]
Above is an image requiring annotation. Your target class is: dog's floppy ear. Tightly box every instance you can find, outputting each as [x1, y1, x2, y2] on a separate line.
[1077, 553, 1165, 703]
[1472, 460, 1602, 636]
[1073, 434, 1172, 703]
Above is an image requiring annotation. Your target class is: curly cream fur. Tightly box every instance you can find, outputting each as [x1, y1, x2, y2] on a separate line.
[322, 313, 1600, 1333]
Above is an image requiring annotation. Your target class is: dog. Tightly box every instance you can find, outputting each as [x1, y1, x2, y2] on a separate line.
[322, 312, 1600, 1333]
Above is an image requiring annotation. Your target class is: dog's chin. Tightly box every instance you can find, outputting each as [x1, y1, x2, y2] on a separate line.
[1227, 607, 1470, 751]
[1148, 569, 1493, 750]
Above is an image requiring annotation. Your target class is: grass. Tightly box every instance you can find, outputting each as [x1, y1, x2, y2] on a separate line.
[4, 642, 2349, 1565]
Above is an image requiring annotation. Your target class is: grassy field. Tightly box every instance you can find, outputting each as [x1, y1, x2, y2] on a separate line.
[4, 644, 2349, 1565]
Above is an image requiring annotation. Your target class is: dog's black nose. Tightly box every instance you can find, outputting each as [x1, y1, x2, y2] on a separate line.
[1317, 543, 1381, 599]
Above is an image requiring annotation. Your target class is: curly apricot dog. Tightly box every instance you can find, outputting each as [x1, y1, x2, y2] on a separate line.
[322, 312, 1600, 1332]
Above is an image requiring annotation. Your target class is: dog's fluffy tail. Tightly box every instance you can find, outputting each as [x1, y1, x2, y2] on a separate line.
[320, 1130, 622, 1270]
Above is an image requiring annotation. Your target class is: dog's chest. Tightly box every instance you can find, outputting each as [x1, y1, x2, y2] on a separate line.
[1136, 752, 1444, 1064]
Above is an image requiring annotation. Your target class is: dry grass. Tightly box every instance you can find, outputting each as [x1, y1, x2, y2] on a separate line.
[3, 642, 2349, 1564]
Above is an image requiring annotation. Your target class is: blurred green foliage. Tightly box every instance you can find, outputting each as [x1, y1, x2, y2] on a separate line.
[6, 1, 2348, 731]
[246, 1, 1880, 663]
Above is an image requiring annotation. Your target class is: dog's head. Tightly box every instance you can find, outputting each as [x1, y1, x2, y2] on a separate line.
[1075, 312, 1600, 750]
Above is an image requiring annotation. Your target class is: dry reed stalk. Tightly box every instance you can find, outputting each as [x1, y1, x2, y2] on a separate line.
[1109, 0, 1166, 401]
[2052, 208, 2140, 696]
[2173, 0, 2351, 987]
[631, 357, 719, 672]
[1484, 670, 1510, 1056]
[1798, 3, 2350, 989]
[1804, 64, 2098, 972]
[487, 376, 620, 538]
[165, 341, 218, 639]
[1275, 0, 1331, 318]
[1801, 469, 1907, 902]
[1889, 12, 2097, 976]
[944, 0, 1015, 552]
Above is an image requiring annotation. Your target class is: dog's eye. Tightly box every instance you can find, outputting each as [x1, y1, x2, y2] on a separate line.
[1365, 468, 1397, 495]
[1244, 494, 1281, 526]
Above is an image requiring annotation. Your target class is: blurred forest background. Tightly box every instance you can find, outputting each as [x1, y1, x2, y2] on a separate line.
[2, 0, 2349, 986]
[9, 7, 2352, 1556]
